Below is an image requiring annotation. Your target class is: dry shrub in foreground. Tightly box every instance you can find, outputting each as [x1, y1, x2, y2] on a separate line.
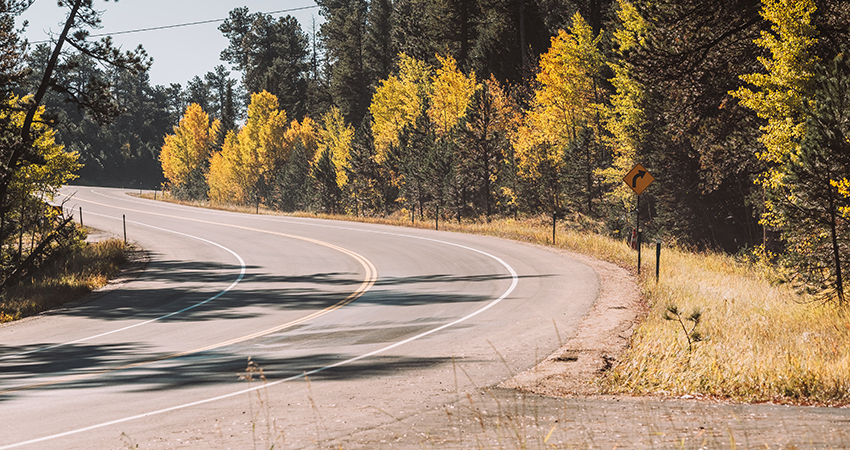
[0, 238, 127, 323]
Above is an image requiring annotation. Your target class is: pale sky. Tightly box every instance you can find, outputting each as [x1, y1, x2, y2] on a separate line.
[19, 0, 323, 87]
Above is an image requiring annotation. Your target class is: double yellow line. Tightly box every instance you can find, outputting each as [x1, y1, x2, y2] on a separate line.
[1, 192, 377, 395]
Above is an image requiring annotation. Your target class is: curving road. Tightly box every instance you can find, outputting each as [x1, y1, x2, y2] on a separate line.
[0, 187, 599, 449]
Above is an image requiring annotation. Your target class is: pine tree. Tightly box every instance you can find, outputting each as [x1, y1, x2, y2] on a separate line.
[312, 146, 342, 213]
[317, 0, 370, 124]
[773, 54, 850, 304]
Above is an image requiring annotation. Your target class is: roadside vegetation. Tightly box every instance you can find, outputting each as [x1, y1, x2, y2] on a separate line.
[0, 234, 127, 323]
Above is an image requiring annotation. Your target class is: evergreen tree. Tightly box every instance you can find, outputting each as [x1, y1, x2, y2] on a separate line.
[772, 54, 850, 304]
[272, 139, 314, 212]
[219, 8, 310, 119]
[317, 0, 370, 125]
[364, 0, 394, 86]
[312, 146, 342, 213]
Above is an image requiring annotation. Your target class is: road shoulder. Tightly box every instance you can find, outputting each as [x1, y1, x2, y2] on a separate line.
[501, 245, 646, 396]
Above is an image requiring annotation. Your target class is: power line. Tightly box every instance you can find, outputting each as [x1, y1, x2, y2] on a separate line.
[31, 5, 319, 44]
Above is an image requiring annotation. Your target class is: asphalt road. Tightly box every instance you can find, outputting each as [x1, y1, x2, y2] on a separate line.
[0, 187, 600, 449]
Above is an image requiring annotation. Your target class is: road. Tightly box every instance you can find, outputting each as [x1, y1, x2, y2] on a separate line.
[0, 187, 600, 449]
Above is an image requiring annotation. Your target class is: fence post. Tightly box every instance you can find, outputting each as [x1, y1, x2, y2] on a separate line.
[79, 206, 83, 228]
[123, 214, 127, 245]
[656, 239, 662, 282]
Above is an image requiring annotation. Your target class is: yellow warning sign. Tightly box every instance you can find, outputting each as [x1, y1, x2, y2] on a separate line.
[623, 164, 655, 195]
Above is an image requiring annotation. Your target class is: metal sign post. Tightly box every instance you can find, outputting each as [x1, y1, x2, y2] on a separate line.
[623, 164, 655, 275]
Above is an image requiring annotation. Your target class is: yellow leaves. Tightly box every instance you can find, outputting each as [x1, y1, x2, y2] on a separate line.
[429, 54, 478, 135]
[2, 95, 79, 198]
[159, 103, 220, 187]
[285, 116, 319, 162]
[731, 0, 818, 187]
[207, 91, 289, 204]
[515, 12, 604, 188]
[370, 53, 433, 162]
[614, 0, 647, 52]
[317, 107, 354, 188]
[240, 91, 289, 181]
[530, 12, 605, 150]
[207, 130, 244, 204]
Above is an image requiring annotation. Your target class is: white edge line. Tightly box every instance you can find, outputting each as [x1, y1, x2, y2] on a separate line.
[0, 233, 519, 450]
[0, 212, 246, 361]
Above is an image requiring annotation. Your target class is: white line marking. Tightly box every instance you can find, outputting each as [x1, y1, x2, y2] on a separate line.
[0, 211, 246, 361]
[0, 224, 519, 450]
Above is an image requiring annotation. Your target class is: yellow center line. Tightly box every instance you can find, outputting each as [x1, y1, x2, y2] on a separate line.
[2, 192, 377, 395]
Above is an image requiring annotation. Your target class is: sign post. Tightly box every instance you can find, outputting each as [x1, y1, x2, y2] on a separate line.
[623, 164, 655, 275]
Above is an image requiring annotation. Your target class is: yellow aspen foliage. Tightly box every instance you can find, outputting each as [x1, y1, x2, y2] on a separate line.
[731, 0, 818, 188]
[516, 12, 603, 178]
[206, 91, 288, 205]
[284, 116, 319, 162]
[239, 91, 289, 184]
[429, 54, 478, 135]
[369, 53, 432, 162]
[4, 95, 79, 200]
[531, 12, 605, 148]
[317, 107, 354, 188]
[159, 103, 220, 188]
[207, 130, 245, 204]
[600, 0, 648, 208]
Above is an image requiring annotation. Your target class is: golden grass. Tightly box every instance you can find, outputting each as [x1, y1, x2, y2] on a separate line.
[606, 247, 850, 405]
[143, 192, 850, 405]
[0, 237, 127, 323]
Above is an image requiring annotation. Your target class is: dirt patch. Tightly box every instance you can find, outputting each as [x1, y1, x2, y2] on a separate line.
[501, 247, 646, 396]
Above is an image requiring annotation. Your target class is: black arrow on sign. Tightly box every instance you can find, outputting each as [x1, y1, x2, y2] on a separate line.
[632, 170, 647, 188]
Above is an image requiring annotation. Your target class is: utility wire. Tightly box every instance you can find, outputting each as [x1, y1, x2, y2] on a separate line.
[31, 5, 319, 43]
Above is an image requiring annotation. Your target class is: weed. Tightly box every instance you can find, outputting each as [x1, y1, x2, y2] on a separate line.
[663, 304, 704, 352]
[239, 357, 284, 450]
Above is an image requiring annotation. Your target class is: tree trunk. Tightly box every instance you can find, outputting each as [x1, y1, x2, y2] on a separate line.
[828, 191, 845, 304]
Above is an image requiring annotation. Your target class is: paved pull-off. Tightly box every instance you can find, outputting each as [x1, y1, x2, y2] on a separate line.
[1, 188, 847, 449]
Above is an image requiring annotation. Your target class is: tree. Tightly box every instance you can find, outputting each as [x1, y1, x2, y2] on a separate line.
[616, 0, 767, 250]
[363, 0, 394, 85]
[219, 8, 310, 119]
[159, 103, 220, 200]
[206, 91, 288, 206]
[769, 54, 850, 304]
[317, 106, 354, 190]
[732, 0, 818, 191]
[369, 53, 432, 163]
[317, 0, 370, 124]
[428, 54, 478, 136]
[519, 12, 605, 222]
[2, 95, 80, 282]
[312, 145, 342, 213]
[2, 0, 148, 288]
[462, 76, 517, 217]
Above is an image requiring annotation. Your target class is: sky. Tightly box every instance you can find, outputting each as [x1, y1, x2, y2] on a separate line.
[19, 0, 323, 87]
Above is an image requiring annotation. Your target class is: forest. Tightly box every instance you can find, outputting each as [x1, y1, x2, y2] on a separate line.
[3, 0, 850, 304]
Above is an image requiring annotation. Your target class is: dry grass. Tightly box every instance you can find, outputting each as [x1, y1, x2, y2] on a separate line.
[0, 236, 127, 323]
[144, 192, 850, 405]
[605, 247, 850, 405]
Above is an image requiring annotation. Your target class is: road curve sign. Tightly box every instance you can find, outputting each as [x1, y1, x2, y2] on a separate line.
[623, 163, 655, 195]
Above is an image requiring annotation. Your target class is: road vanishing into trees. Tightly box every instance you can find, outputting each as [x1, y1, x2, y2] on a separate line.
[0, 187, 599, 449]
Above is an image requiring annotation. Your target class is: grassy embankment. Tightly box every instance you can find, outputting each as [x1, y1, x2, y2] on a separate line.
[0, 235, 127, 323]
[142, 193, 850, 405]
